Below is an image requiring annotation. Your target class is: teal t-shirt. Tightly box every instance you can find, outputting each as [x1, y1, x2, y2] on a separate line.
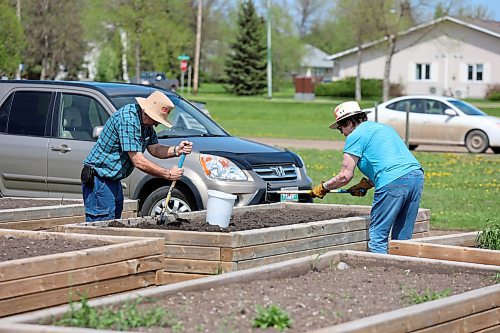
[343, 121, 422, 189]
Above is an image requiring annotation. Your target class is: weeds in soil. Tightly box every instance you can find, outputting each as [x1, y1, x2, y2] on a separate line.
[214, 262, 224, 275]
[253, 304, 291, 331]
[494, 272, 500, 284]
[476, 222, 500, 250]
[52, 295, 176, 330]
[403, 287, 451, 305]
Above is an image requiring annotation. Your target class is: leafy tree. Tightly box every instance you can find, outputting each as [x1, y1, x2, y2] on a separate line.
[225, 0, 266, 95]
[0, 0, 24, 78]
[269, 3, 305, 90]
[95, 45, 121, 82]
[22, 0, 86, 80]
[335, 0, 382, 101]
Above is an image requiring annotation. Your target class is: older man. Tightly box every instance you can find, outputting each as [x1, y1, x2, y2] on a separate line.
[81, 91, 193, 222]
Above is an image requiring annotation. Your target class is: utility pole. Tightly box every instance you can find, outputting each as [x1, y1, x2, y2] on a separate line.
[15, 0, 22, 80]
[266, 0, 272, 99]
[193, 0, 202, 95]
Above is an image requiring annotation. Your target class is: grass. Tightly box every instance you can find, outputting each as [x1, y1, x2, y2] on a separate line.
[476, 222, 500, 250]
[187, 83, 500, 231]
[403, 287, 452, 305]
[252, 304, 291, 331]
[51, 296, 176, 330]
[297, 149, 499, 230]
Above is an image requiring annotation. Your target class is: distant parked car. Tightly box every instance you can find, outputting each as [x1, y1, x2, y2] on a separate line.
[0, 80, 312, 216]
[134, 71, 179, 91]
[364, 95, 500, 153]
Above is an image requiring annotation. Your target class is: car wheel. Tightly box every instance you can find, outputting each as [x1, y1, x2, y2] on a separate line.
[465, 130, 489, 153]
[409, 145, 418, 151]
[491, 147, 500, 154]
[140, 186, 194, 217]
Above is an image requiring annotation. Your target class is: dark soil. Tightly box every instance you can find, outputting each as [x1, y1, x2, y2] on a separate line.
[0, 198, 81, 210]
[109, 206, 362, 233]
[0, 235, 112, 262]
[126, 260, 495, 332]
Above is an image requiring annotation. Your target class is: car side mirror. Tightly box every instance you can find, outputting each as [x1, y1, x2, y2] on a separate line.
[444, 108, 458, 116]
[92, 126, 104, 139]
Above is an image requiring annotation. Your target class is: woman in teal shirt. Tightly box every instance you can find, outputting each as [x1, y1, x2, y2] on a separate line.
[311, 101, 424, 254]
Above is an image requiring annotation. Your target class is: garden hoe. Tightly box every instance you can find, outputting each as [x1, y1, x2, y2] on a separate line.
[265, 186, 365, 202]
[158, 153, 186, 225]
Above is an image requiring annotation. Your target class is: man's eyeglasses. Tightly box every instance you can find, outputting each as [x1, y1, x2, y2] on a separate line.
[336, 122, 347, 132]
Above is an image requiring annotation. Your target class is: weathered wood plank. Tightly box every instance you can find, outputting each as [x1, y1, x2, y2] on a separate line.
[414, 307, 500, 332]
[389, 241, 500, 266]
[236, 241, 368, 270]
[0, 272, 156, 317]
[0, 200, 136, 223]
[163, 258, 236, 274]
[165, 244, 221, 260]
[232, 217, 369, 248]
[223, 230, 368, 262]
[0, 238, 163, 282]
[0, 255, 163, 300]
[61, 225, 235, 247]
[156, 271, 207, 285]
[416, 232, 478, 246]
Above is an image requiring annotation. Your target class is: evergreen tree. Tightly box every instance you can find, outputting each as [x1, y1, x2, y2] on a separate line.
[225, 0, 266, 96]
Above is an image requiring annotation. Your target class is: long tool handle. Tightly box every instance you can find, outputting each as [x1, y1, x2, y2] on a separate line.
[160, 154, 186, 217]
[267, 189, 349, 194]
[267, 189, 365, 194]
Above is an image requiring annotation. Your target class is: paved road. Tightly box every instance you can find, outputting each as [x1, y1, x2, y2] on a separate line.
[244, 137, 495, 154]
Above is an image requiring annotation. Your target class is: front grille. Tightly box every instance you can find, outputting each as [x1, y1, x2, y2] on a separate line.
[252, 163, 297, 181]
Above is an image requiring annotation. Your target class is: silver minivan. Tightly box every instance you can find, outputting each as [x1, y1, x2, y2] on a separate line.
[0, 81, 312, 216]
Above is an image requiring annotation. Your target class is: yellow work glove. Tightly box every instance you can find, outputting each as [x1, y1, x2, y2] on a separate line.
[310, 181, 328, 199]
[347, 177, 373, 197]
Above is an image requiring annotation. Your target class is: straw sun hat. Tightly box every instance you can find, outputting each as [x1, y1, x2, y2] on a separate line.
[329, 101, 371, 129]
[135, 91, 174, 127]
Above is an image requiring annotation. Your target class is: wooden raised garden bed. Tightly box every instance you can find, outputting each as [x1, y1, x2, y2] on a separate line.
[389, 232, 500, 266]
[0, 198, 137, 231]
[0, 250, 497, 332]
[58, 203, 430, 285]
[0, 229, 164, 317]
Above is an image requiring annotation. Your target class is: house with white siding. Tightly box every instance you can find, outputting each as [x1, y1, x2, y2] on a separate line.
[326, 16, 500, 99]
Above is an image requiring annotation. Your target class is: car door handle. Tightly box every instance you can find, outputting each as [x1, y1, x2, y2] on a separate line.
[51, 145, 72, 153]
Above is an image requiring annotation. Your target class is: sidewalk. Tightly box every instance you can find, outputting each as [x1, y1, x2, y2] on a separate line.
[244, 137, 487, 153]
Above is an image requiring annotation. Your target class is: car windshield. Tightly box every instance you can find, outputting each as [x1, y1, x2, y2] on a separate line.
[109, 94, 228, 138]
[448, 100, 487, 116]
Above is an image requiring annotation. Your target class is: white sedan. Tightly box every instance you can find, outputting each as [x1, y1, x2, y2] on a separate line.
[364, 95, 500, 154]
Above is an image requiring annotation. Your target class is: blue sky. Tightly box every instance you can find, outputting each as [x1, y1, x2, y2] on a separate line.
[468, 0, 500, 20]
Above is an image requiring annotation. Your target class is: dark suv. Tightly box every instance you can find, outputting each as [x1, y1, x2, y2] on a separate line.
[0, 80, 312, 216]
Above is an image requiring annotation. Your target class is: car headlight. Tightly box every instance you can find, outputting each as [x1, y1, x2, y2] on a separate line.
[199, 154, 247, 181]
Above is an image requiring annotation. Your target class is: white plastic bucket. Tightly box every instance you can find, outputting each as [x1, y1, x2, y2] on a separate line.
[206, 190, 237, 228]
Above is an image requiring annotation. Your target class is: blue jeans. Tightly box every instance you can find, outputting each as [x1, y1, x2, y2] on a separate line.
[82, 175, 123, 222]
[369, 169, 424, 254]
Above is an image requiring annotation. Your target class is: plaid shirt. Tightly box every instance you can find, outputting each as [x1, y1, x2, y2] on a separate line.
[84, 104, 158, 180]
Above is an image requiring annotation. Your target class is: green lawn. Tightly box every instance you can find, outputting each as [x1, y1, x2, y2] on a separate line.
[297, 149, 499, 231]
[187, 83, 500, 139]
[186, 83, 500, 231]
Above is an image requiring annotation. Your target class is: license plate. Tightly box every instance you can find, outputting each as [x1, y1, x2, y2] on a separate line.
[280, 187, 299, 202]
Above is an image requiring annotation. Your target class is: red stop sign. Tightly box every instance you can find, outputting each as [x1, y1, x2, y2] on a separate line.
[180, 60, 188, 72]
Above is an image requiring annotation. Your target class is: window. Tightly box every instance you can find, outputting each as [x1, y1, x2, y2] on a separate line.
[8, 92, 52, 136]
[0, 94, 13, 133]
[416, 63, 430, 80]
[425, 100, 446, 115]
[59, 93, 109, 141]
[467, 64, 483, 81]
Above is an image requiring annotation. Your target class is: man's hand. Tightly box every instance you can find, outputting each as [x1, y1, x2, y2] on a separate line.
[177, 141, 193, 155]
[310, 181, 328, 199]
[168, 166, 183, 180]
[347, 177, 373, 197]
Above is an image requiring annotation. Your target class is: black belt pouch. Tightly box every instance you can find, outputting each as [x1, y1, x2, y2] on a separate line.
[81, 165, 95, 187]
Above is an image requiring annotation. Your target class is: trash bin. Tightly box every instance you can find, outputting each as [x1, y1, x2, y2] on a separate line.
[294, 76, 315, 101]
